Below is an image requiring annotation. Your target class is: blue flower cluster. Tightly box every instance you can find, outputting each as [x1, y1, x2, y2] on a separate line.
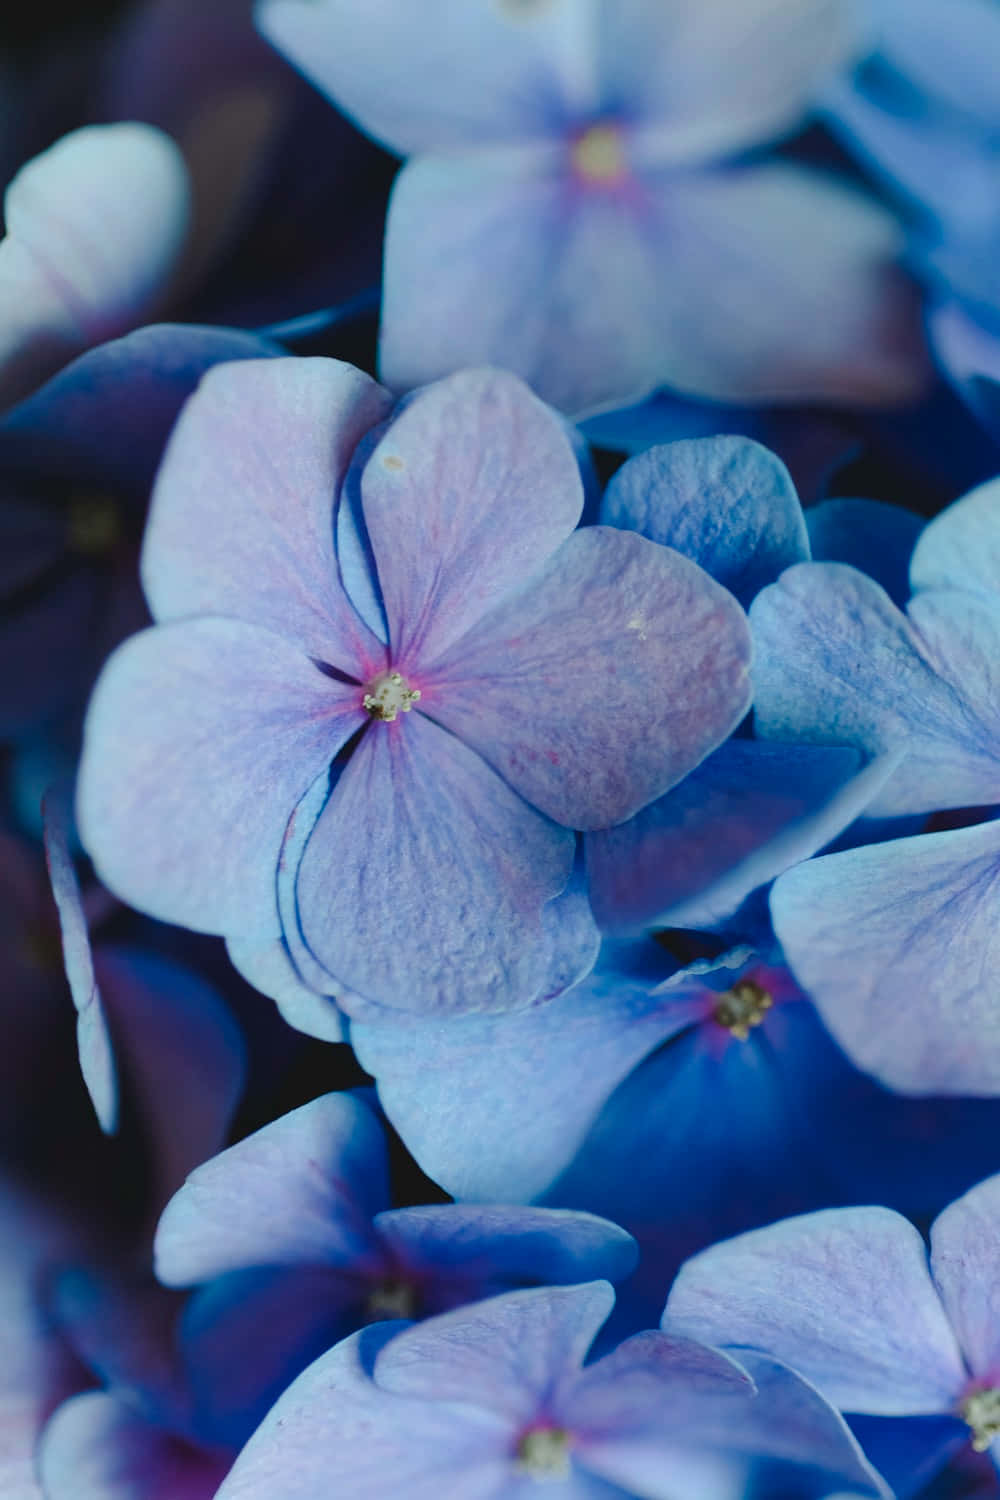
[3, 1, 1000, 1497]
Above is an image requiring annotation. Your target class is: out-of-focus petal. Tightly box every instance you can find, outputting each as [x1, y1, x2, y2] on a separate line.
[39, 1391, 227, 1500]
[0, 125, 190, 408]
[929, 302, 1000, 443]
[807, 497, 923, 608]
[360, 369, 582, 664]
[771, 820, 1000, 1095]
[424, 526, 751, 830]
[600, 436, 808, 608]
[297, 714, 576, 1014]
[930, 1174, 1000, 1381]
[154, 1092, 388, 1286]
[77, 618, 363, 938]
[350, 949, 696, 1202]
[142, 356, 391, 667]
[665, 1207, 968, 1414]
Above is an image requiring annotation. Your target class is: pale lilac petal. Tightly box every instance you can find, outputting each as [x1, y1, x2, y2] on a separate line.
[255, 0, 595, 155]
[665, 1207, 968, 1413]
[350, 940, 684, 1201]
[214, 1323, 514, 1500]
[874, 0, 1000, 130]
[275, 767, 360, 1007]
[559, 1331, 753, 1431]
[807, 498, 924, 609]
[142, 356, 391, 665]
[771, 820, 1000, 1094]
[930, 1175, 1000, 1380]
[39, 1392, 227, 1500]
[92, 950, 246, 1204]
[297, 714, 576, 1014]
[600, 435, 809, 608]
[929, 302, 1000, 442]
[154, 1092, 388, 1286]
[42, 791, 117, 1133]
[77, 618, 364, 938]
[361, 368, 583, 664]
[0, 125, 190, 408]
[225, 935, 346, 1043]
[613, 0, 865, 164]
[586, 741, 885, 935]
[373, 1283, 614, 1420]
[909, 475, 1000, 599]
[374, 1206, 637, 1293]
[751, 564, 1000, 815]
[424, 526, 751, 830]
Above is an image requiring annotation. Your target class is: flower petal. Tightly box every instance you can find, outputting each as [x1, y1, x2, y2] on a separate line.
[424, 526, 751, 830]
[0, 125, 190, 408]
[665, 1207, 968, 1414]
[255, 0, 596, 155]
[929, 302, 1000, 444]
[806, 498, 924, 609]
[909, 475, 1000, 600]
[142, 356, 391, 665]
[771, 819, 1000, 1095]
[39, 1392, 227, 1500]
[77, 617, 363, 938]
[154, 1092, 388, 1286]
[360, 368, 583, 664]
[600, 436, 809, 609]
[296, 713, 576, 1013]
[930, 1174, 1000, 1381]
[225, 935, 346, 1043]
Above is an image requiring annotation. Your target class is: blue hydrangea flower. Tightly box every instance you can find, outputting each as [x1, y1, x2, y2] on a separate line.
[753, 474, 1000, 1093]
[77, 359, 751, 1016]
[209, 1281, 888, 1499]
[257, 0, 926, 414]
[665, 1171, 1000, 1497]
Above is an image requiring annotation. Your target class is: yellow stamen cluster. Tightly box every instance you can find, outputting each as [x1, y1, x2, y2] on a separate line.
[571, 124, 627, 184]
[962, 1388, 1000, 1451]
[516, 1427, 571, 1481]
[714, 980, 773, 1041]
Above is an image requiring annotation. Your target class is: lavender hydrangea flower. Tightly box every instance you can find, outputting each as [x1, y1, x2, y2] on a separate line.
[77, 359, 751, 1016]
[665, 1172, 1000, 1496]
[211, 1281, 888, 1499]
[257, 0, 926, 414]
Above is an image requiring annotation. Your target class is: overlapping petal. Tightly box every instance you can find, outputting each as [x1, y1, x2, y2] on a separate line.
[296, 712, 576, 1013]
[423, 526, 751, 830]
[770, 819, 1000, 1094]
[909, 475, 1000, 599]
[665, 1207, 969, 1414]
[930, 1175, 1000, 1382]
[806, 498, 923, 609]
[39, 1391, 227, 1500]
[77, 617, 364, 938]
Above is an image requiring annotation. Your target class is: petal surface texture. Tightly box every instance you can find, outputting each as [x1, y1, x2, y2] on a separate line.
[930, 1174, 1000, 1381]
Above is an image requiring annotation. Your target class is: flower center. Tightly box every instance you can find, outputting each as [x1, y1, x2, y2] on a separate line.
[714, 980, 773, 1041]
[362, 671, 421, 723]
[366, 1277, 419, 1321]
[516, 1427, 571, 1481]
[571, 123, 627, 185]
[67, 493, 121, 555]
[962, 1387, 1000, 1451]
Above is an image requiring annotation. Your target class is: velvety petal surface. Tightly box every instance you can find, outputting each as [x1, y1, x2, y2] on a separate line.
[382, 153, 927, 414]
[373, 1282, 614, 1419]
[255, 0, 593, 154]
[224, 935, 346, 1042]
[770, 819, 1000, 1094]
[0, 124, 190, 407]
[806, 498, 924, 609]
[909, 475, 1000, 599]
[0, 324, 281, 497]
[424, 525, 751, 830]
[600, 436, 809, 608]
[142, 356, 391, 666]
[751, 564, 1000, 815]
[43, 792, 117, 1132]
[296, 712, 576, 1013]
[586, 741, 882, 935]
[39, 1392, 227, 1500]
[213, 1323, 515, 1500]
[359, 368, 583, 664]
[154, 1092, 388, 1286]
[930, 1174, 1000, 1381]
[350, 945, 699, 1201]
[665, 1207, 968, 1414]
[77, 617, 364, 938]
